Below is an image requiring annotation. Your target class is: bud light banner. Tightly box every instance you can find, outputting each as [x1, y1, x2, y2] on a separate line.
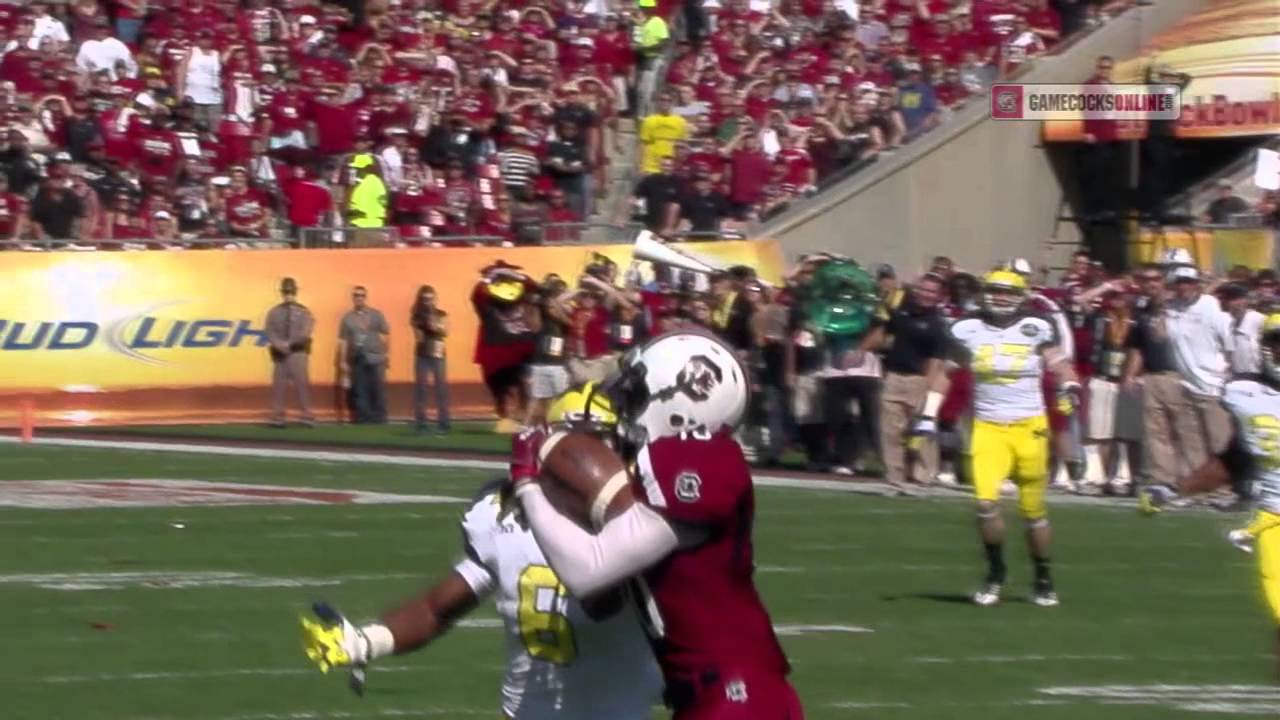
[0, 241, 784, 427]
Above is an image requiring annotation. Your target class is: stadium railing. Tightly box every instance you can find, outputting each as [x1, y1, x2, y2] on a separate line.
[0, 237, 295, 251]
[2, 226, 753, 253]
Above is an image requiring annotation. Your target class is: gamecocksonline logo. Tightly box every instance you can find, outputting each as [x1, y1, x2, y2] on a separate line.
[0, 304, 269, 365]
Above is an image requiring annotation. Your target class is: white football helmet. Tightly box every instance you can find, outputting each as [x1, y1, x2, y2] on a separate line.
[603, 331, 749, 447]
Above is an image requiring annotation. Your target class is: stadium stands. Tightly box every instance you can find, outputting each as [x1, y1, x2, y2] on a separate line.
[0, 0, 1143, 251]
[645, 0, 1139, 231]
[0, 0, 643, 249]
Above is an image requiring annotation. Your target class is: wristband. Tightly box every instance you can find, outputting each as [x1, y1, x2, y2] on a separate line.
[921, 390, 944, 418]
[359, 623, 396, 661]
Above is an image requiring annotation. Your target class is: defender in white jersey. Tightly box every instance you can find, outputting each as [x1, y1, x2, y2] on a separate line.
[300, 384, 662, 718]
[913, 270, 1081, 608]
[1141, 313, 1280, 681]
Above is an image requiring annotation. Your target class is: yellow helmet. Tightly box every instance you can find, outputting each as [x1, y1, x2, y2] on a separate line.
[981, 269, 1028, 321]
[488, 278, 525, 303]
[1264, 313, 1280, 337]
[547, 382, 619, 435]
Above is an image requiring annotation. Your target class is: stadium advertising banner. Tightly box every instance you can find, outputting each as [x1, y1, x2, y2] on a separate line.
[0, 240, 784, 426]
[1044, 0, 1280, 141]
[1131, 227, 1276, 271]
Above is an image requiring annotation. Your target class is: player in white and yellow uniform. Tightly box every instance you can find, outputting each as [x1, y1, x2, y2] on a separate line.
[300, 384, 662, 718]
[1141, 313, 1280, 681]
[913, 270, 1081, 607]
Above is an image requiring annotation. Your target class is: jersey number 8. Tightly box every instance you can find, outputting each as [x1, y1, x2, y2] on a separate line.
[517, 565, 578, 665]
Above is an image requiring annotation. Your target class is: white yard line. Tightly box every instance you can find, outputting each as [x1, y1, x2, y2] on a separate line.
[191, 710, 494, 720]
[0, 436, 1168, 511]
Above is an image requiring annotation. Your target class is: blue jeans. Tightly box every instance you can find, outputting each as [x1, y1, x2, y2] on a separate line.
[115, 18, 142, 45]
[348, 357, 387, 424]
[414, 356, 450, 429]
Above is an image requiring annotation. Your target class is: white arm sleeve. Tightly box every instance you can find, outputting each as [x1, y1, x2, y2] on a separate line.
[453, 557, 496, 597]
[515, 484, 679, 598]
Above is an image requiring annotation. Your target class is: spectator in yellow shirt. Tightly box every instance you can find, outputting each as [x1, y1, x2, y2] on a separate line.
[639, 92, 687, 174]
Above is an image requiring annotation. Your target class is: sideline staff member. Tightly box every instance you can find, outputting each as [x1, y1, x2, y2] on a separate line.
[265, 277, 315, 427]
[339, 286, 391, 424]
[876, 273, 947, 491]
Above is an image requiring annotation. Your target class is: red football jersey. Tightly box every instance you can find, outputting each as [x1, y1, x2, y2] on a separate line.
[633, 431, 790, 679]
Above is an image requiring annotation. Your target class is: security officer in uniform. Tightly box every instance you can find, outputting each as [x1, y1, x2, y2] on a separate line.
[265, 277, 315, 427]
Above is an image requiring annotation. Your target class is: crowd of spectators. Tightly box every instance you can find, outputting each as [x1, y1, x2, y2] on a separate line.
[627, 0, 1134, 233]
[0, 0, 1148, 249]
[0, 0, 672, 249]
[491, 243, 1277, 506]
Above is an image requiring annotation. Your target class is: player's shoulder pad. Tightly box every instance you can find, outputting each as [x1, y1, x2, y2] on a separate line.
[459, 478, 506, 558]
[950, 315, 984, 339]
[635, 431, 749, 523]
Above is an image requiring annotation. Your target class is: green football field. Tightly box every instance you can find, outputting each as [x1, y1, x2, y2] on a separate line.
[1, 442, 1276, 720]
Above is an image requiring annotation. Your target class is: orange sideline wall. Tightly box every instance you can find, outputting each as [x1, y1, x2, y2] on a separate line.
[0, 241, 785, 426]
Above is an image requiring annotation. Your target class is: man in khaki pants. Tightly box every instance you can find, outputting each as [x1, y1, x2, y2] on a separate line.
[265, 277, 315, 427]
[872, 273, 948, 492]
[1123, 264, 1232, 482]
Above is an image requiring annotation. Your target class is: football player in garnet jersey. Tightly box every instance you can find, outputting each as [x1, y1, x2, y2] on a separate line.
[511, 331, 804, 719]
[911, 271, 1082, 608]
[300, 384, 661, 719]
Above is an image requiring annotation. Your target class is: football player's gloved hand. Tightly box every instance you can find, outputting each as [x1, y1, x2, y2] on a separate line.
[509, 425, 548, 489]
[1137, 484, 1179, 516]
[909, 414, 938, 438]
[301, 602, 372, 674]
[1056, 381, 1083, 416]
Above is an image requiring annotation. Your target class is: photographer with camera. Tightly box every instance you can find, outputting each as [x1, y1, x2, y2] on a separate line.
[567, 265, 638, 385]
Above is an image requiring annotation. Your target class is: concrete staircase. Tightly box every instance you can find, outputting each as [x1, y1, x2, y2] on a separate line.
[583, 117, 640, 244]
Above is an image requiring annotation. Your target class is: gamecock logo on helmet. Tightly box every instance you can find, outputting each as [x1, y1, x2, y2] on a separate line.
[673, 355, 723, 402]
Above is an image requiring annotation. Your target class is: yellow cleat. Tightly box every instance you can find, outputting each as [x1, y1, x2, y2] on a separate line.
[1137, 485, 1177, 516]
[301, 616, 352, 673]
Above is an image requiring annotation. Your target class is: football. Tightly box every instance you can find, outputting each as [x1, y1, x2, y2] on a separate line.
[539, 431, 635, 529]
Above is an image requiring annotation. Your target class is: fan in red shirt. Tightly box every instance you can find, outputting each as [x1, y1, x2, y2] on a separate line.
[934, 67, 971, 108]
[725, 133, 772, 217]
[542, 189, 581, 243]
[0, 175, 29, 242]
[224, 167, 273, 238]
[283, 165, 334, 230]
[684, 139, 729, 183]
[775, 133, 816, 192]
[453, 69, 498, 130]
[265, 86, 311, 149]
[215, 113, 258, 170]
[439, 158, 477, 236]
[101, 192, 148, 246]
[132, 107, 183, 184]
[392, 179, 443, 229]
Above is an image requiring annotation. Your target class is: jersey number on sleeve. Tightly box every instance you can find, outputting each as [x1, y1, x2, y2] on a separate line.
[972, 343, 1032, 384]
[517, 565, 577, 665]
